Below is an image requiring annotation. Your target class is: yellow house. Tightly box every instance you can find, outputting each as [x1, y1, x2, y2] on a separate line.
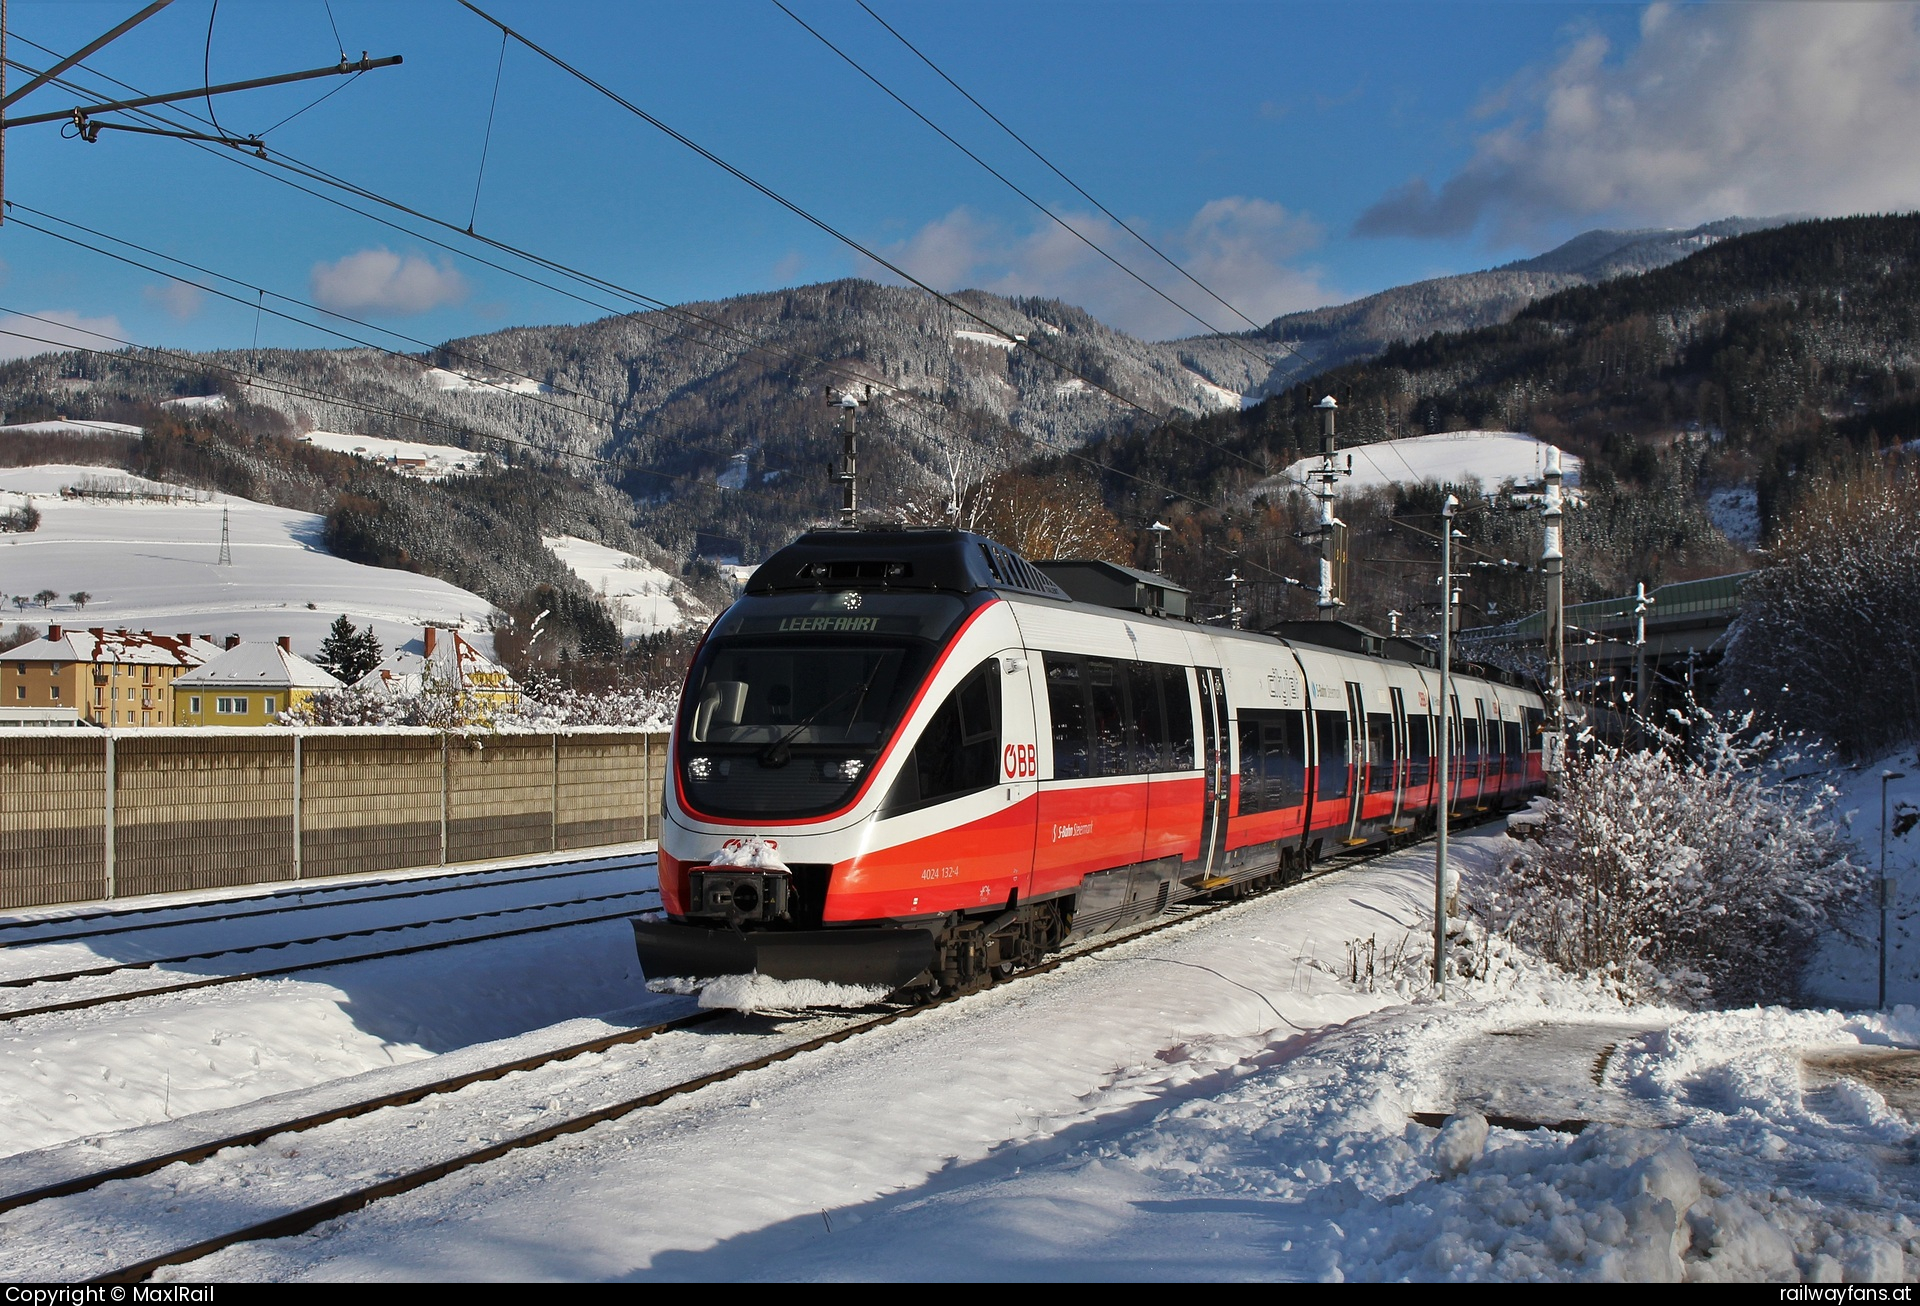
[174, 637, 342, 726]
[6, 625, 221, 728]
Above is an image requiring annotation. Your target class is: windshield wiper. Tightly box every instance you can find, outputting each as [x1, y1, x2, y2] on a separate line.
[758, 660, 887, 768]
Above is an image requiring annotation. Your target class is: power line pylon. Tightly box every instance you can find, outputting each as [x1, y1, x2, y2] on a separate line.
[217, 506, 231, 566]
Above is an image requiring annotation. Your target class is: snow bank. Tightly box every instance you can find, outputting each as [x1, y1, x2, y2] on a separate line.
[707, 837, 787, 870]
[645, 972, 892, 1012]
[1261, 430, 1585, 498]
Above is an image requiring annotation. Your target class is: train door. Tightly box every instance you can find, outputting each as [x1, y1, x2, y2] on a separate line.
[1194, 666, 1228, 879]
[1388, 686, 1410, 832]
[1472, 697, 1490, 810]
[1002, 653, 1042, 898]
[1448, 693, 1466, 816]
[1343, 681, 1367, 844]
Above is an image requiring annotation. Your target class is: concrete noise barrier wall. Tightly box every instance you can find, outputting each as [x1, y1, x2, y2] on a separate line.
[0, 728, 667, 910]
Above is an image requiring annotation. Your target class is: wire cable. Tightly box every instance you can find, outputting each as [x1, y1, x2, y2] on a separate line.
[858, 0, 1280, 343]
[771, 0, 1279, 386]
[468, 29, 507, 232]
[453, 0, 1172, 425]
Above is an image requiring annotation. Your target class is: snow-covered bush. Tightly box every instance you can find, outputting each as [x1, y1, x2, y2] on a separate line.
[1483, 710, 1862, 1005]
[506, 683, 675, 729]
[1719, 459, 1920, 757]
[281, 680, 674, 731]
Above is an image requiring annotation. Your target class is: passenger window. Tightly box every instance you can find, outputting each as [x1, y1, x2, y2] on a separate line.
[1238, 709, 1307, 813]
[1127, 662, 1166, 772]
[1087, 659, 1127, 776]
[882, 659, 1000, 815]
[1314, 710, 1350, 800]
[1161, 664, 1195, 769]
[1044, 654, 1091, 780]
[1367, 712, 1395, 792]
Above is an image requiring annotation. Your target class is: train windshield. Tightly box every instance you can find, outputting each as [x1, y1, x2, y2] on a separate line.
[676, 591, 968, 819]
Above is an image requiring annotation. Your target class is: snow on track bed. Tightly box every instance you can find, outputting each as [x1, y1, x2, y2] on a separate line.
[130, 833, 1920, 1282]
[0, 853, 661, 1159]
[0, 825, 1437, 1282]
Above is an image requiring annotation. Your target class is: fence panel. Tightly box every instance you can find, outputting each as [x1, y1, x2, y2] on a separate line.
[557, 732, 650, 850]
[0, 729, 667, 910]
[447, 734, 554, 863]
[302, 734, 443, 879]
[0, 737, 108, 909]
[114, 734, 294, 897]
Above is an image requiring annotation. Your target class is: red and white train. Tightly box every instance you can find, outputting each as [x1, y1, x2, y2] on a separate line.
[633, 529, 1546, 995]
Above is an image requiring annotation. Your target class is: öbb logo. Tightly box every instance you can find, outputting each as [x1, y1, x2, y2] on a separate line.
[1002, 742, 1037, 779]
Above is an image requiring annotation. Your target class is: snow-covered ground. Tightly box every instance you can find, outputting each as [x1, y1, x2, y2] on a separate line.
[300, 430, 485, 480]
[1185, 370, 1246, 412]
[1706, 485, 1763, 550]
[1260, 431, 1586, 499]
[1806, 747, 1920, 1010]
[542, 534, 709, 640]
[0, 824, 1910, 1282]
[0, 464, 499, 656]
[422, 367, 552, 397]
[0, 418, 144, 439]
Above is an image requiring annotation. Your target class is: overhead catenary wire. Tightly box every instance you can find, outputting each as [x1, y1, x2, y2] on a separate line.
[1, 45, 1314, 563]
[770, 0, 1282, 394]
[452, 0, 1175, 426]
[4, 53, 1273, 530]
[857, 0, 1280, 343]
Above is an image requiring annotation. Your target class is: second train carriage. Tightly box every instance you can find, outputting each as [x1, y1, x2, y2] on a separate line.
[633, 529, 1546, 995]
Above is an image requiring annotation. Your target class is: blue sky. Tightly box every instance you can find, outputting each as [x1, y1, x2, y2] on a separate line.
[3, 1, 1916, 360]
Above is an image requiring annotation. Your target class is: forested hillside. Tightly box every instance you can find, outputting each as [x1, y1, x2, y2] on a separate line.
[1075, 214, 1920, 633]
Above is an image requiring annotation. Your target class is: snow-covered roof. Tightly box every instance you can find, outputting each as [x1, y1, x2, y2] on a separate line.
[5, 627, 221, 667]
[175, 641, 342, 690]
[353, 628, 516, 697]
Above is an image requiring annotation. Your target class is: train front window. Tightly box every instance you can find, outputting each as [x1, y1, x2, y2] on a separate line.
[680, 640, 931, 818]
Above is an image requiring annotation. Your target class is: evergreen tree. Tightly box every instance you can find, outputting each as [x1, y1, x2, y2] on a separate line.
[316, 615, 384, 683]
[347, 624, 385, 682]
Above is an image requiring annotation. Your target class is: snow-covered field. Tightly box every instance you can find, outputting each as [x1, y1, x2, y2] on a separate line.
[1260, 431, 1586, 499]
[0, 464, 499, 656]
[1707, 485, 1763, 549]
[0, 819, 1912, 1282]
[423, 367, 551, 397]
[300, 430, 485, 480]
[0, 418, 144, 439]
[543, 534, 709, 640]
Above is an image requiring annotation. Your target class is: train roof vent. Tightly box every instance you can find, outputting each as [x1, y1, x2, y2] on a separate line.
[1269, 619, 1386, 658]
[1032, 559, 1190, 619]
[977, 541, 1070, 599]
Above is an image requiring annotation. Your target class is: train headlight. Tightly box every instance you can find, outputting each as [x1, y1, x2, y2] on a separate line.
[820, 758, 865, 782]
[687, 756, 714, 780]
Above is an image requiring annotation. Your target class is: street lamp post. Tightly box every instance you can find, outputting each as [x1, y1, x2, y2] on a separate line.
[1883, 770, 1907, 1011]
[1434, 493, 1458, 995]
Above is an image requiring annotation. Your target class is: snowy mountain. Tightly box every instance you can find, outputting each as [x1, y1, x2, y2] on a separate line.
[1225, 217, 1792, 396]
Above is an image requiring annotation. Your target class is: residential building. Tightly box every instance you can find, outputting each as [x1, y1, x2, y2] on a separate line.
[174, 637, 342, 726]
[355, 626, 519, 717]
[4, 626, 224, 728]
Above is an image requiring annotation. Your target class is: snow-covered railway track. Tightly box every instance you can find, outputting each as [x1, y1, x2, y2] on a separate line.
[0, 851, 656, 952]
[35, 823, 1487, 1285]
[0, 891, 659, 1024]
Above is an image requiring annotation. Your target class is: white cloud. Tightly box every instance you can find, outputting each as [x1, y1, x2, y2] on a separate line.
[0, 310, 126, 362]
[309, 248, 469, 316]
[873, 198, 1328, 339]
[1357, 3, 1920, 240]
[142, 279, 205, 321]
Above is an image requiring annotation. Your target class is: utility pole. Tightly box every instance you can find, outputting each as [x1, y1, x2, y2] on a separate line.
[1883, 770, 1907, 1011]
[1632, 581, 1655, 733]
[832, 387, 868, 528]
[1434, 493, 1458, 996]
[1311, 395, 1350, 619]
[1540, 446, 1567, 778]
[1148, 519, 1171, 575]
